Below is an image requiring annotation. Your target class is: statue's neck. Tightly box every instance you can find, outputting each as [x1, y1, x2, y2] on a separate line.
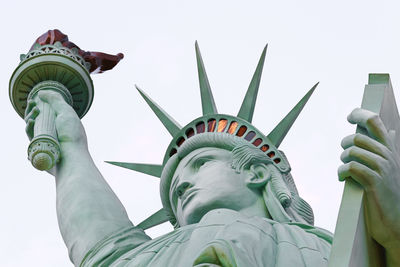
[196, 200, 270, 227]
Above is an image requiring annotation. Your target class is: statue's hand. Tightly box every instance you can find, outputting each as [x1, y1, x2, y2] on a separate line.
[338, 108, 400, 252]
[24, 90, 88, 149]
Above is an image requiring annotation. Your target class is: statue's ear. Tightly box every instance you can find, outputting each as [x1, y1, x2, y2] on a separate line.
[246, 164, 270, 189]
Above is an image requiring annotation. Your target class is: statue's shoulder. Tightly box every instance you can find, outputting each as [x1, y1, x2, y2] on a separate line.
[80, 224, 196, 266]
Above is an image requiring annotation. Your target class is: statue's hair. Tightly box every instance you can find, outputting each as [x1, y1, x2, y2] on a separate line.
[231, 144, 314, 225]
[160, 133, 314, 228]
[231, 144, 274, 173]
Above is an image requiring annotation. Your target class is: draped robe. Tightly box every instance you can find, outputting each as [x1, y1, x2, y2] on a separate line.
[81, 209, 332, 267]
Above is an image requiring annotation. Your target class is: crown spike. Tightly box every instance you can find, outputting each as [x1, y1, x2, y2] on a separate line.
[237, 44, 268, 122]
[195, 41, 218, 115]
[267, 82, 319, 147]
[137, 208, 169, 230]
[136, 85, 181, 137]
[105, 161, 162, 178]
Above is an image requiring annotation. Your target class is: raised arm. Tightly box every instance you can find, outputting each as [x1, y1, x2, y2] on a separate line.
[25, 90, 134, 265]
[338, 108, 400, 267]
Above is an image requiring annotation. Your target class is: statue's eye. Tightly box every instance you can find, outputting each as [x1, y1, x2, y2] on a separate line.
[194, 158, 209, 170]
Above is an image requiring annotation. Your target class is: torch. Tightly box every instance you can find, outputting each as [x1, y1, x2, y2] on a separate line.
[9, 30, 123, 171]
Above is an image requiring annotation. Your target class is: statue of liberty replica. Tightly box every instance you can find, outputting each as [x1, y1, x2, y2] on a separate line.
[9, 30, 400, 266]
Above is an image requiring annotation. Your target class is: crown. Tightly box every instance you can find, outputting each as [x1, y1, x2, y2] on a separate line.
[107, 42, 317, 229]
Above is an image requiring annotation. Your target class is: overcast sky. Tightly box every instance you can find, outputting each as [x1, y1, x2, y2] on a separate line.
[1, 0, 400, 266]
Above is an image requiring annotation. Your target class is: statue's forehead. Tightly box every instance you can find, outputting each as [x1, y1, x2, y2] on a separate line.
[171, 147, 231, 184]
[178, 147, 231, 166]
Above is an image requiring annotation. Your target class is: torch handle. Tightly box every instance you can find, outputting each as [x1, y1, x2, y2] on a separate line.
[26, 81, 73, 171]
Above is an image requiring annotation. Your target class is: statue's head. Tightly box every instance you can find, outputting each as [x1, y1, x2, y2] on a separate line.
[169, 146, 263, 226]
[160, 133, 314, 228]
[108, 43, 317, 229]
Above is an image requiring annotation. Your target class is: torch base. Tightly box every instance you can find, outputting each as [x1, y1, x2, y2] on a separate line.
[28, 135, 60, 171]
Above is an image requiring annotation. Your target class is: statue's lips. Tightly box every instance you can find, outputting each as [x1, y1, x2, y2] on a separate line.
[181, 189, 199, 207]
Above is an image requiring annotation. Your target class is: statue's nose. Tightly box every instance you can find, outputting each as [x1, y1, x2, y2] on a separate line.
[176, 182, 192, 198]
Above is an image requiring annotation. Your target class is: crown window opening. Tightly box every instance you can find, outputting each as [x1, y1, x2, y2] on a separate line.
[227, 121, 238, 134]
[186, 128, 195, 138]
[273, 158, 281, 164]
[170, 148, 177, 157]
[244, 131, 256, 141]
[267, 151, 275, 158]
[260, 145, 269, 152]
[196, 121, 205, 133]
[236, 125, 247, 137]
[217, 119, 228, 132]
[176, 137, 185, 147]
[252, 138, 262, 147]
[208, 119, 216, 132]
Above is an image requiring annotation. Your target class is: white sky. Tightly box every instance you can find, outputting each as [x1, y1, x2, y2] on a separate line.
[1, 0, 400, 266]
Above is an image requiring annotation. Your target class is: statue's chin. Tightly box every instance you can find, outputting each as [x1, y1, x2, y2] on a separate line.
[178, 200, 207, 226]
[179, 198, 236, 226]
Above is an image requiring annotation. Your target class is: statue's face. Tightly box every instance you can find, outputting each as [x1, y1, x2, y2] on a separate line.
[169, 147, 263, 226]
